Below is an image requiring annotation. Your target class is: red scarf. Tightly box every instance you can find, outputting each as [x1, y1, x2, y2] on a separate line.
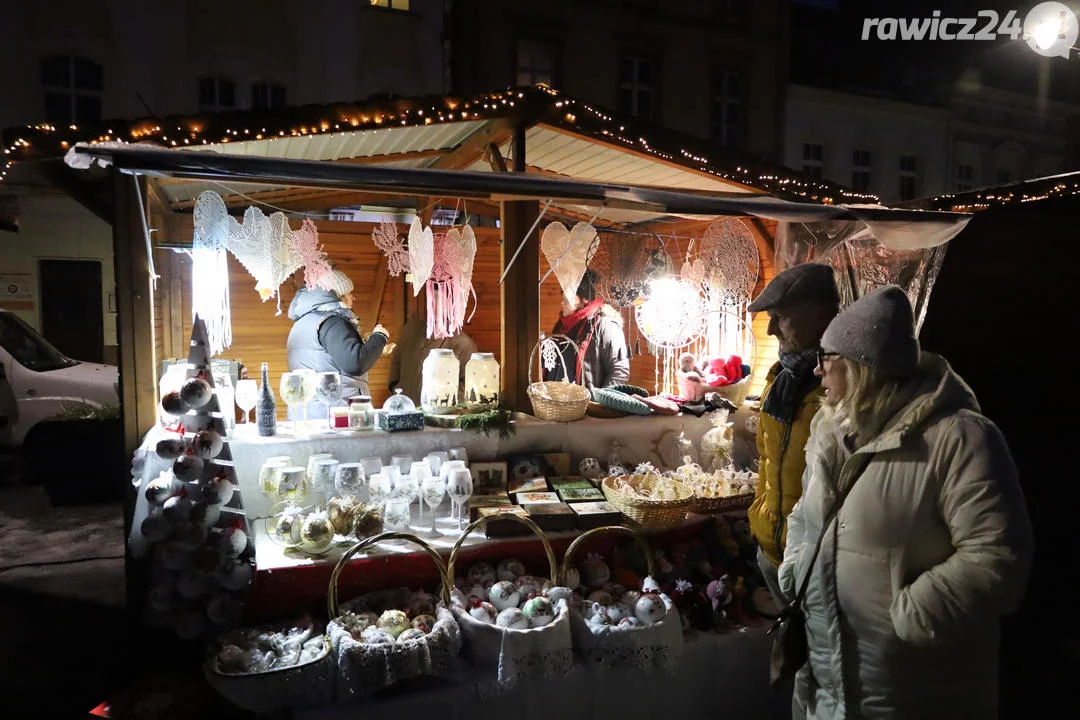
[553, 299, 604, 383]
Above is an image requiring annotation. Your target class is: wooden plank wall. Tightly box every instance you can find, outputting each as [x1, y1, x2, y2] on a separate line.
[150, 210, 779, 416]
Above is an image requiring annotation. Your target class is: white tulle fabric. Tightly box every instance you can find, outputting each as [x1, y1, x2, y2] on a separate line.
[329, 596, 462, 700]
[567, 593, 684, 675]
[450, 588, 574, 696]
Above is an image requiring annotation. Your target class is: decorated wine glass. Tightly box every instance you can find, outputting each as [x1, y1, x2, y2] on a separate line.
[382, 495, 412, 538]
[279, 372, 306, 433]
[420, 475, 446, 538]
[334, 462, 366, 498]
[368, 471, 392, 510]
[314, 371, 342, 425]
[234, 379, 257, 424]
[439, 460, 467, 520]
[298, 369, 318, 428]
[445, 465, 473, 531]
[410, 461, 433, 522]
[395, 472, 420, 519]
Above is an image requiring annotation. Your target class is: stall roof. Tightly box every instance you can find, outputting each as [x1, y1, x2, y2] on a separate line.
[895, 169, 1080, 212]
[3, 85, 877, 225]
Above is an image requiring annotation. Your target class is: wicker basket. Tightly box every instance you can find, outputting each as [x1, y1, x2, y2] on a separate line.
[204, 623, 334, 713]
[447, 513, 574, 693]
[689, 491, 755, 514]
[526, 334, 590, 422]
[561, 526, 684, 674]
[600, 474, 694, 529]
[708, 376, 751, 406]
[326, 532, 461, 699]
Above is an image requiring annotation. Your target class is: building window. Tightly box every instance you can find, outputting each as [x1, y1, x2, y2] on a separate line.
[40, 55, 103, 125]
[198, 76, 236, 112]
[956, 163, 974, 192]
[899, 154, 918, 201]
[369, 0, 409, 9]
[852, 148, 872, 192]
[515, 38, 556, 87]
[802, 142, 823, 180]
[251, 83, 287, 110]
[996, 168, 1012, 184]
[619, 56, 655, 120]
[711, 71, 743, 148]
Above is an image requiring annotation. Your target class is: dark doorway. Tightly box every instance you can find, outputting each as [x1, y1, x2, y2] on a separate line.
[38, 259, 104, 363]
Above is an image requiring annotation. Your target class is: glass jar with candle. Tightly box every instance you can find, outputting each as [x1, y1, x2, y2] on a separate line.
[347, 395, 375, 431]
[420, 348, 460, 413]
[464, 352, 500, 408]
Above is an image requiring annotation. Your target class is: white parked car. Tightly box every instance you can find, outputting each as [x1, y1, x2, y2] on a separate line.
[0, 308, 119, 445]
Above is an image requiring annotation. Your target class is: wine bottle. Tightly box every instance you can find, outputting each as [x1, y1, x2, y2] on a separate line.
[257, 362, 277, 436]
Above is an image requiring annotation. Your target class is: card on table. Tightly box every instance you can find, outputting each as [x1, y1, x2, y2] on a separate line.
[522, 502, 576, 532]
[556, 486, 605, 503]
[513, 491, 561, 505]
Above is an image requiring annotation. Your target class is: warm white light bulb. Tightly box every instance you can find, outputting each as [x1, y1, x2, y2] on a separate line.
[1033, 20, 1060, 49]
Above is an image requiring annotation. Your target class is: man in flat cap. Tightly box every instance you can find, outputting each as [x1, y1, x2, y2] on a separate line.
[747, 263, 840, 611]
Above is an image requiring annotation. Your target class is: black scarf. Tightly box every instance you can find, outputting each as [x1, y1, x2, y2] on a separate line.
[761, 347, 821, 424]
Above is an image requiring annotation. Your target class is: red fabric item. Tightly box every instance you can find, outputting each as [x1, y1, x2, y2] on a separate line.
[700, 355, 744, 387]
[642, 395, 680, 415]
[552, 298, 604, 382]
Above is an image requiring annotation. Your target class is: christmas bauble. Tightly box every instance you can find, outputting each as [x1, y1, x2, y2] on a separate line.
[217, 527, 248, 557]
[360, 627, 396, 645]
[201, 475, 234, 507]
[173, 455, 204, 482]
[172, 522, 207, 550]
[156, 437, 187, 460]
[467, 562, 496, 588]
[296, 513, 333, 555]
[412, 614, 437, 633]
[496, 558, 526, 582]
[545, 586, 573, 606]
[147, 577, 176, 612]
[207, 593, 241, 626]
[180, 377, 213, 409]
[161, 391, 185, 416]
[144, 475, 177, 507]
[191, 430, 223, 460]
[351, 504, 383, 539]
[156, 541, 192, 570]
[162, 495, 193, 524]
[396, 628, 427, 643]
[140, 512, 171, 543]
[327, 496, 361, 535]
[468, 599, 497, 624]
[495, 607, 529, 630]
[408, 591, 436, 619]
[218, 557, 253, 591]
[189, 501, 221, 529]
[192, 545, 222, 574]
[634, 592, 667, 625]
[376, 610, 410, 639]
[488, 580, 520, 612]
[522, 596, 555, 627]
[515, 575, 547, 599]
[177, 567, 209, 598]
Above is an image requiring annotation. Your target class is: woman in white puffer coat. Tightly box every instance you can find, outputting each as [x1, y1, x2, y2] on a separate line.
[779, 285, 1033, 719]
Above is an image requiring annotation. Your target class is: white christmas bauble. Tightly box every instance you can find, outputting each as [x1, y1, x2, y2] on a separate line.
[545, 586, 573, 606]
[495, 607, 529, 630]
[496, 558, 526, 582]
[144, 475, 178, 507]
[177, 567, 209, 598]
[161, 391, 186, 417]
[189, 501, 220, 529]
[192, 545, 222, 574]
[155, 437, 187, 461]
[201, 475, 234, 507]
[604, 603, 629, 623]
[140, 512, 171, 543]
[578, 457, 602, 479]
[634, 592, 667, 625]
[217, 527, 248, 557]
[467, 562, 496, 588]
[396, 628, 427, 643]
[162, 495, 192, 524]
[522, 596, 555, 628]
[191, 430, 224, 460]
[172, 522, 207, 550]
[180, 377, 213, 409]
[468, 600, 497, 624]
[156, 541, 192, 570]
[173, 455, 204, 482]
[488, 580, 520, 612]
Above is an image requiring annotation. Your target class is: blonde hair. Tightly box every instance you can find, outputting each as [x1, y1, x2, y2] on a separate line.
[820, 358, 909, 444]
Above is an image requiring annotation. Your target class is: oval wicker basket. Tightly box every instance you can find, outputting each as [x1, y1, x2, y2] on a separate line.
[527, 334, 590, 422]
[600, 474, 694, 529]
[688, 491, 755, 514]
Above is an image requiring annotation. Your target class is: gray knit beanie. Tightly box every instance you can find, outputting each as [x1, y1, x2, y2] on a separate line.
[821, 285, 919, 376]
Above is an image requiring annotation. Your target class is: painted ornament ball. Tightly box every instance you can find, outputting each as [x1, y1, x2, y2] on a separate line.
[180, 377, 213, 409]
[191, 430, 224, 460]
[161, 391, 186, 417]
[173, 455, 205, 482]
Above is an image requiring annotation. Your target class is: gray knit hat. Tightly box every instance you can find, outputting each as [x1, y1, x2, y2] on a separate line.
[748, 263, 839, 313]
[328, 269, 354, 297]
[821, 285, 919, 376]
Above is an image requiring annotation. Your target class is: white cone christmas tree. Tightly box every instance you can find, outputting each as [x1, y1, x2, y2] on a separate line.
[140, 315, 253, 639]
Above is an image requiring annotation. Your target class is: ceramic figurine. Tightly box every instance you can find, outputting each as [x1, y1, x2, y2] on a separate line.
[468, 598, 497, 624]
[578, 457, 602, 479]
[618, 616, 643, 628]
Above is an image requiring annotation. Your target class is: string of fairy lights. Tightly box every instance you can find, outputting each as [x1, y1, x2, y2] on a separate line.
[2, 84, 876, 203]
[911, 178, 1080, 212]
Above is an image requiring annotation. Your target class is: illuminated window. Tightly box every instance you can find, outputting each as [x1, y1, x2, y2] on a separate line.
[369, 0, 409, 9]
[198, 76, 236, 111]
[40, 55, 103, 125]
[619, 56, 655, 120]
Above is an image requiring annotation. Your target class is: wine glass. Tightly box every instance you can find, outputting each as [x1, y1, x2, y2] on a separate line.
[235, 379, 258, 424]
[298, 369, 318, 429]
[391, 455, 415, 476]
[368, 472, 392, 509]
[213, 371, 235, 433]
[273, 466, 308, 503]
[279, 372, 306, 433]
[258, 460, 289, 498]
[410, 461, 433, 523]
[314, 371, 342, 426]
[310, 458, 340, 499]
[383, 495, 412, 536]
[448, 446, 469, 464]
[439, 460, 467, 520]
[395, 472, 420, 520]
[445, 466, 474, 531]
[334, 462, 366, 498]
[425, 451, 448, 476]
[421, 476, 446, 538]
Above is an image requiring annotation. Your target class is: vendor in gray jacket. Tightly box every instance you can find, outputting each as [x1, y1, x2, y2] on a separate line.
[286, 270, 389, 415]
[545, 268, 630, 391]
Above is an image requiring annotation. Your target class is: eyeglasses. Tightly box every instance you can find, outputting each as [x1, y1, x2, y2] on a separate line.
[817, 348, 840, 369]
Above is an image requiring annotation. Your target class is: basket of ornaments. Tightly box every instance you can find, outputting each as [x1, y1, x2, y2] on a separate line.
[204, 616, 333, 713]
[561, 527, 684, 674]
[672, 459, 759, 514]
[325, 532, 462, 700]
[600, 472, 694, 529]
[448, 514, 574, 694]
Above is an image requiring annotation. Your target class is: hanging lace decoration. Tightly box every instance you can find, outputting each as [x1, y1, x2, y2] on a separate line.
[408, 217, 434, 296]
[191, 192, 235, 356]
[293, 219, 333, 292]
[425, 225, 477, 339]
[540, 221, 598, 302]
[700, 219, 760, 306]
[372, 217, 410, 277]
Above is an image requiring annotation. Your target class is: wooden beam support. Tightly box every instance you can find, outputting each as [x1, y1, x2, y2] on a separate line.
[430, 117, 517, 171]
[500, 123, 540, 413]
[486, 142, 508, 173]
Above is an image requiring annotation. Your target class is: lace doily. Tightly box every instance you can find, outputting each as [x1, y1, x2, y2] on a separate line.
[293, 219, 332, 292]
[372, 218, 410, 277]
[699, 219, 759, 305]
[408, 218, 434, 296]
[541, 221, 598, 302]
[328, 604, 461, 699]
[568, 593, 684, 675]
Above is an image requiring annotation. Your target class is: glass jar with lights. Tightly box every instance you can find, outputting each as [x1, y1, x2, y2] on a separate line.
[420, 348, 460, 413]
[464, 352, 500, 408]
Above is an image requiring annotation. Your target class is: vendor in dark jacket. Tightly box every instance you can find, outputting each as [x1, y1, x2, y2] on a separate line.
[544, 268, 630, 392]
[286, 270, 389, 415]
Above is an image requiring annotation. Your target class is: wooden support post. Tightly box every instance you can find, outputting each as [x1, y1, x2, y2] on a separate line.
[501, 123, 541, 413]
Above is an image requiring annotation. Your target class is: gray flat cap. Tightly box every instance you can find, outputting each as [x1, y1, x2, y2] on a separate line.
[748, 263, 840, 313]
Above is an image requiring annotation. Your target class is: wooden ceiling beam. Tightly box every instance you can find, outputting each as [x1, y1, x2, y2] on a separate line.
[429, 117, 518, 171]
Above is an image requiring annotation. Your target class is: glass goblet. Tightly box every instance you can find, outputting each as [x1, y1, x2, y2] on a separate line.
[410, 461, 433, 522]
[334, 462, 366, 498]
[310, 458, 340, 499]
[383, 495, 412, 535]
[420, 476, 446, 538]
[234, 379, 258, 424]
[279, 372, 306, 433]
[445, 466, 474, 531]
[368, 472, 392, 509]
[314, 371, 342, 424]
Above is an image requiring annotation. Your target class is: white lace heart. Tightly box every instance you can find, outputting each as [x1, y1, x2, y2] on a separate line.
[408, 217, 434, 296]
[541, 221, 598, 302]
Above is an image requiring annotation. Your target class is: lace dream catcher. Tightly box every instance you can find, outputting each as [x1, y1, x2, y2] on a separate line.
[393, 217, 476, 339]
[540, 221, 599, 303]
[634, 275, 709, 395]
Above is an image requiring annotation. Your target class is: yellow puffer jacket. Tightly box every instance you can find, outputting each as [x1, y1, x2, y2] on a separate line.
[749, 362, 824, 567]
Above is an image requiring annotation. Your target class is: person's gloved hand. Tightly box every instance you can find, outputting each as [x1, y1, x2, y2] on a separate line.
[372, 323, 389, 338]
